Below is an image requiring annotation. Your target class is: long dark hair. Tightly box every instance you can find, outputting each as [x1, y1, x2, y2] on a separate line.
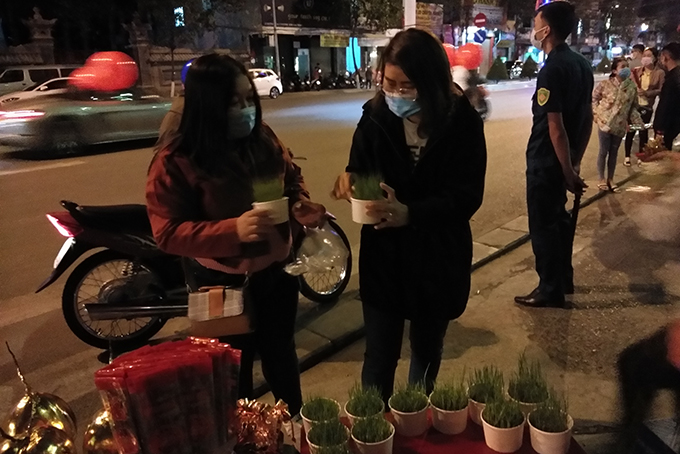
[376, 28, 459, 135]
[170, 54, 278, 177]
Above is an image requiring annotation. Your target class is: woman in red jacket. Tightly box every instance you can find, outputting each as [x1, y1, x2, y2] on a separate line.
[146, 54, 324, 415]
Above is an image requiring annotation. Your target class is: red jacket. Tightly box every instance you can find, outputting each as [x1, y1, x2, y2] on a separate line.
[146, 127, 312, 274]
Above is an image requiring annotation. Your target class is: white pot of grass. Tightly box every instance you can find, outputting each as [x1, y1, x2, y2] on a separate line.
[351, 174, 384, 225]
[528, 393, 573, 454]
[306, 419, 350, 454]
[481, 400, 526, 454]
[429, 380, 469, 435]
[387, 384, 429, 437]
[507, 353, 549, 416]
[351, 416, 394, 454]
[468, 366, 504, 425]
[301, 397, 341, 435]
[252, 177, 289, 224]
[345, 385, 385, 426]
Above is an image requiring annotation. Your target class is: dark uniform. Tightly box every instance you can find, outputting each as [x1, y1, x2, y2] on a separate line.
[526, 43, 593, 302]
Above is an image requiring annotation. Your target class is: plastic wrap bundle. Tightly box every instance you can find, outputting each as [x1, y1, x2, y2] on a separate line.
[93, 338, 241, 454]
[284, 223, 349, 276]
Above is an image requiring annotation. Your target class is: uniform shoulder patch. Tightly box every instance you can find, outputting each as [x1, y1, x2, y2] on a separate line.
[537, 88, 550, 106]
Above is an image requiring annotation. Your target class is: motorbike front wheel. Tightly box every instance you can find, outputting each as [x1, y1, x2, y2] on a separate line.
[62, 250, 167, 350]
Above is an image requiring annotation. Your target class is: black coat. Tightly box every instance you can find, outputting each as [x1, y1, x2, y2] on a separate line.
[347, 94, 487, 321]
[653, 66, 680, 136]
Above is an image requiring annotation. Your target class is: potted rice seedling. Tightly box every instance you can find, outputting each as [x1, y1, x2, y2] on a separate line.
[345, 384, 385, 426]
[468, 366, 504, 425]
[387, 383, 429, 437]
[351, 415, 395, 454]
[350, 174, 384, 224]
[306, 419, 349, 454]
[252, 176, 288, 224]
[528, 391, 573, 454]
[429, 376, 469, 435]
[481, 399, 526, 453]
[301, 397, 341, 435]
[507, 353, 549, 415]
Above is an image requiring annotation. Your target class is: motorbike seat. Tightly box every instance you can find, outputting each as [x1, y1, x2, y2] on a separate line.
[71, 203, 152, 233]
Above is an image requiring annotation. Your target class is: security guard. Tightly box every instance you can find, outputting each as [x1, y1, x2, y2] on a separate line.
[515, 1, 593, 308]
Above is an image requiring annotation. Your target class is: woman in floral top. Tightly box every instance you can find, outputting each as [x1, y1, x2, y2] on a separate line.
[593, 57, 643, 191]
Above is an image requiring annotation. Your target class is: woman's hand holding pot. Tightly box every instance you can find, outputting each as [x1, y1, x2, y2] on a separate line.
[331, 172, 352, 200]
[237, 209, 274, 242]
[366, 183, 409, 230]
[292, 200, 327, 228]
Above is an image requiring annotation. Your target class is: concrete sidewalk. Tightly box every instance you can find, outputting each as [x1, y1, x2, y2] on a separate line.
[254, 162, 680, 453]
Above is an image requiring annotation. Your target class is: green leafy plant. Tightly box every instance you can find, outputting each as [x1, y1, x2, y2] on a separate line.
[508, 353, 549, 404]
[430, 377, 468, 411]
[351, 415, 393, 443]
[252, 177, 284, 203]
[301, 397, 340, 422]
[596, 56, 611, 74]
[529, 391, 569, 433]
[520, 57, 538, 79]
[389, 383, 428, 413]
[346, 384, 384, 417]
[482, 399, 524, 429]
[486, 57, 509, 82]
[316, 445, 350, 454]
[307, 420, 349, 447]
[468, 366, 504, 404]
[351, 174, 383, 201]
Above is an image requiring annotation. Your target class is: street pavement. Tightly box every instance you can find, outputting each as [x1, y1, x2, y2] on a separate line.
[0, 86, 666, 450]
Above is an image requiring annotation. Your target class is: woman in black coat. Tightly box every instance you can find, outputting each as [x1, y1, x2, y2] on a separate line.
[332, 29, 487, 404]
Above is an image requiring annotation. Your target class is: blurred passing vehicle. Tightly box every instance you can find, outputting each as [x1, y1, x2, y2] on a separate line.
[0, 77, 74, 105]
[0, 65, 78, 95]
[0, 88, 171, 154]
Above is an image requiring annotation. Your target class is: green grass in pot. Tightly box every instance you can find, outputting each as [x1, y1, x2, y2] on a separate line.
[430, 378, 468, 411]
[483, 399, 524, 429]
[389, 383, 429, 413]
[468, 366, 504, 404]
[351, 174, 384, 201]
[307, 420, 348, 447]
[346, 384, 384, 417]
[252, 177, 284, 203]
[302, 397, 339, 422]
[316, 445, 350, 454]
[508, 352, 549, 404]
[529, 391, 569, 433]
[352, 416, 392, 443]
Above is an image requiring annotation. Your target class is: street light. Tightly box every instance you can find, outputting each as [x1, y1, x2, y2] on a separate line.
[263, 1, 284, 76]
[640, 23, 649, 32]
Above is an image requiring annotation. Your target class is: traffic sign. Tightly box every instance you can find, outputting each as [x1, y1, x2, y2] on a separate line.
[473, 29, 487, 43]
[473, 13, 487, 28]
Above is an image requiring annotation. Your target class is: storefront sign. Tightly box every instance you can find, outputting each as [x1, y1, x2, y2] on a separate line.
[260, 0, 350, 29]
[416, 3, 444, 36]
[472, 4, 504, 27]
[320, 34, 350, 47]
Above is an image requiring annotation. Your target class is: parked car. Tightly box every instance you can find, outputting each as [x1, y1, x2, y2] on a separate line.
[0, 88, 171, 153]
[0, 77, 74, 105]
[0, 65, 79, 96]
[248, 68, 283, 98]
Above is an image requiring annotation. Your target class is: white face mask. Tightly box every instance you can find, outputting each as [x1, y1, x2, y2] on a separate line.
[641, 56, 653, 67]
[531, 26, 548, 50]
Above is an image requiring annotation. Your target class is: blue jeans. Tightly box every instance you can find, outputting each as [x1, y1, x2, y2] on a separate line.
[361, 303, 450, 406]
[598, 130, 623, 181]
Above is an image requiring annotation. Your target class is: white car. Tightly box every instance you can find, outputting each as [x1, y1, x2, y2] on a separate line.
[0, 77, 74, 105]
[249, 69, 283, 99]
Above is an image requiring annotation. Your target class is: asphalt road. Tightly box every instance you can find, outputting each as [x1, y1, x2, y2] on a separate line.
[0, 85, 615, 424]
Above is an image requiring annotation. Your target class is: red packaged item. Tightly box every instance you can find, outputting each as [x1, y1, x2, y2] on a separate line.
[94, 367, 141, 454]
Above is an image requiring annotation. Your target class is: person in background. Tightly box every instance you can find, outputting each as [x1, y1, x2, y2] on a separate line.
[654, 42, 680, 151]
[514, 1, 592, 309]
[592, 57, 643, 191]
[146, 54, 325, 416]
[628, 44, 645, 70]
[624, 47, 665, 166]
[313, 63, 322, 81]
[365, 65, 373, 89]
[332, 28, 486, 405]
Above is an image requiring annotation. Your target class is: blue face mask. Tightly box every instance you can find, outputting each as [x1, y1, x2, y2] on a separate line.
[384, 93, 421, 118]
[618, 68, 631, 80]
[228, 105, 257, 139]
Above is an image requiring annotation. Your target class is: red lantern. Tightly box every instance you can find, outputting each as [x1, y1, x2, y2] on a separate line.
[75, 51, 139, 92]
[69, 66, 101, 91]
[457, 43, 483, 70]
[443, 43, 457, 67]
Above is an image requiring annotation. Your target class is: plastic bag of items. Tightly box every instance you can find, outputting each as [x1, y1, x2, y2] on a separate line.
[285, 222, 349, 276]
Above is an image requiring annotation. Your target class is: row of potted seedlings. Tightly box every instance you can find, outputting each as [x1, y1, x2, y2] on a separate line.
[301, 354, 573, 454]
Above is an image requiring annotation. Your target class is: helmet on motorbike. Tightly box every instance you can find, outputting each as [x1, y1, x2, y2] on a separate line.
[180, 59, 195, 85]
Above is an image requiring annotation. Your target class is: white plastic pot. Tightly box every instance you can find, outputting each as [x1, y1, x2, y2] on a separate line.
[508, 394, 543, 417]
[529, 414, 573, 454]
[388, 397, 429, 437]
[300, 399, 341, 435]
[351, 422, 395, 454]
[351, 198, 381, 224]
[481, 409, 526, 454]
[307, 434, 349, 454]
[468, 397, 486, 426]
[252, 196, 289, 224]
[430, 403, 468, 435]
[344, 400, 385, 427]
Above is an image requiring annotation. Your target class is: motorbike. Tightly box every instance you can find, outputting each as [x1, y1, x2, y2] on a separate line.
[37, 200, 352, 350]
[465, 84, 491, 121]
[335, 72, 357, 89]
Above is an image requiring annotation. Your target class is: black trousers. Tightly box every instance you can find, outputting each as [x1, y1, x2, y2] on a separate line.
[184, 260, 303, 415]
[663, 128, 679, 152]
[624, 107, 654, 157]
[617, 327, 680, 453]
[526, 166, 574, 302]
